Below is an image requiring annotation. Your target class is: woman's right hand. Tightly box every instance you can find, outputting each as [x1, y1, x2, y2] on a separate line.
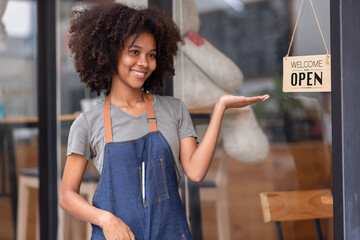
[100, 212, 136, 240]
[59, 154, 135, 239]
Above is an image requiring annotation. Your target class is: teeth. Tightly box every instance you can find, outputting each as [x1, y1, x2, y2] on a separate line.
[132, 70, 145, 76]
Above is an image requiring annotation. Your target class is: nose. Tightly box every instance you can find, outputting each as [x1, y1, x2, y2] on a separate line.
[137, 55, 149, 68]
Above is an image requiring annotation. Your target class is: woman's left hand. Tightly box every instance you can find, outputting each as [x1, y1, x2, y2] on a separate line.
[180, 93, 270, 182]
[217, 94, 270, 110]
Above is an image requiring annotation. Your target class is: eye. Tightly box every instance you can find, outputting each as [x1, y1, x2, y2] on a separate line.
[148, 53, 156, 59]
[129, 50, 139, 55]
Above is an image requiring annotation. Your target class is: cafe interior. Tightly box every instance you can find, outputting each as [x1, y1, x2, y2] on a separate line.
[0, 0, 334, 239]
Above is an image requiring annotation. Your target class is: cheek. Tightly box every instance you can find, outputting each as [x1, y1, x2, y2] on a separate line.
[150, 61, 157, 72]
[120, 56, 133, 67]
[118, 53, 134, 67]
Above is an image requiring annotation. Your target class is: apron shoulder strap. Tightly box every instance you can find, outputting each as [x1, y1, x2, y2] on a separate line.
[104, 96, 113, 143]
[143, 93, 157, 132]
[103, 93, 157, 143]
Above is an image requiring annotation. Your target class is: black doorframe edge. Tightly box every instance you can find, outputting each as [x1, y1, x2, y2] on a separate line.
[330, 0, 344, 238]
[148, 0, 173, 96]
[37, 0, 58, 239]
[331, 0, 360, 238]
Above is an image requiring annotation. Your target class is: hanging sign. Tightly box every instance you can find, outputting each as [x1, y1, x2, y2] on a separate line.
[282, 0, 331, 92]
[283, 54, 331, 92]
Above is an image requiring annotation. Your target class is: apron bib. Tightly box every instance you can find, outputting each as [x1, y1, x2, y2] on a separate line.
[90, 93, 192, 240]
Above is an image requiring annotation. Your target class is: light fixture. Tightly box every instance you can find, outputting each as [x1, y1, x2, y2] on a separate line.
[223, 0, 244, 12]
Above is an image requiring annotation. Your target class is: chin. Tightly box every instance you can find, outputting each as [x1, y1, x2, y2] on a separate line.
[130, 82, 146, 90]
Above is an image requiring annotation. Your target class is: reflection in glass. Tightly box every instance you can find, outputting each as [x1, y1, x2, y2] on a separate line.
[174, 0, 332, 239]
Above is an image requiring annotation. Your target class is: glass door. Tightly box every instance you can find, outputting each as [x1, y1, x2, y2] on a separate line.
[173, 0, 332, 239]
[0, 0, 39, 239]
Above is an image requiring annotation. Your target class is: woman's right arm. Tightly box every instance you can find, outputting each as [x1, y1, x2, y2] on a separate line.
[59, 153, 135, 240]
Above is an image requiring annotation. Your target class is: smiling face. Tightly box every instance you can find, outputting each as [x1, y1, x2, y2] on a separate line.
[113, 31, 157, 90]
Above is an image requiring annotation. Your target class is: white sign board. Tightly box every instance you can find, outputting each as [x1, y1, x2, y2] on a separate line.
[283, 54, 331, 92]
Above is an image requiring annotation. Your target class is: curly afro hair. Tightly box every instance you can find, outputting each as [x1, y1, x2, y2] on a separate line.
[68, 1, 182, 95]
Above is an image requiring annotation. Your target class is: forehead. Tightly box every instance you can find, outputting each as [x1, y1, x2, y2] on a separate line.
[125, 32, 156, 49]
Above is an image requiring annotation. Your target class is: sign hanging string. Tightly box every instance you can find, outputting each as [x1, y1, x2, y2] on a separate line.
[285, 0, 330, 59]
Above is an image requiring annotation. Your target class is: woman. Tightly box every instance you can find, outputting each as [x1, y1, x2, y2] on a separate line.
[59, 2, 269, 240]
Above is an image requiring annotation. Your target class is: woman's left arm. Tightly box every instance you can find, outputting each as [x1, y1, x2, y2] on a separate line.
[180, 94, 269, 182]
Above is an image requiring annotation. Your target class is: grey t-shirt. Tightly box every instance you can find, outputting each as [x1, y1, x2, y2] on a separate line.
[67, 95, 197, 182]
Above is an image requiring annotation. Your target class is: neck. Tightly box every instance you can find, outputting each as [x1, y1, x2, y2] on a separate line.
[109, 81, 144, 108]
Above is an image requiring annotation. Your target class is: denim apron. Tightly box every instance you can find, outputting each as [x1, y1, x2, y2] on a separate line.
[91, 93, 192, 240]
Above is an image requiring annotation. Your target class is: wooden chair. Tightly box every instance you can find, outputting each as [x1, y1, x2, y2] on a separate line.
[259, 189, 333, 240]
[17, 168, 98, 240]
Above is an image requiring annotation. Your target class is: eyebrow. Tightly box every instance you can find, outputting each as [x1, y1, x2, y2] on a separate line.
[129, 44, 156, 52]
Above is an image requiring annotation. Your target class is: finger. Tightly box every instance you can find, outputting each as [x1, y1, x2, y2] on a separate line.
[247, 95, 269, 103]
[250, 96, 264, 101]
[129, 231, 136, 240]
[127, 227, 135, 240]
[260, 94, 270, 101]
[244, 96, 263, 104]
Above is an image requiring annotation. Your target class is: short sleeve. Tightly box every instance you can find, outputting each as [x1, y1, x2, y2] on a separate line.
[67, 114, 92, 161]
[177, 100, 197, 140]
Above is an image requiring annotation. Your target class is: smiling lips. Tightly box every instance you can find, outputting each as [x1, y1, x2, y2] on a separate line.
[130, 69, 147, 79]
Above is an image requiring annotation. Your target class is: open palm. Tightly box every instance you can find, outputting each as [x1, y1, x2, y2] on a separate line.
[219, 94, 270, 110]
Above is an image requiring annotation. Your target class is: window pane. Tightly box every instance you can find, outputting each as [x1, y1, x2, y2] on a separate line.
[0, 1, 38, 239]
[173, 0, 332, 239]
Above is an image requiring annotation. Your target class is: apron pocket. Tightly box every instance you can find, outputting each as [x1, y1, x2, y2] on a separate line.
[138, 158, 170, 207]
